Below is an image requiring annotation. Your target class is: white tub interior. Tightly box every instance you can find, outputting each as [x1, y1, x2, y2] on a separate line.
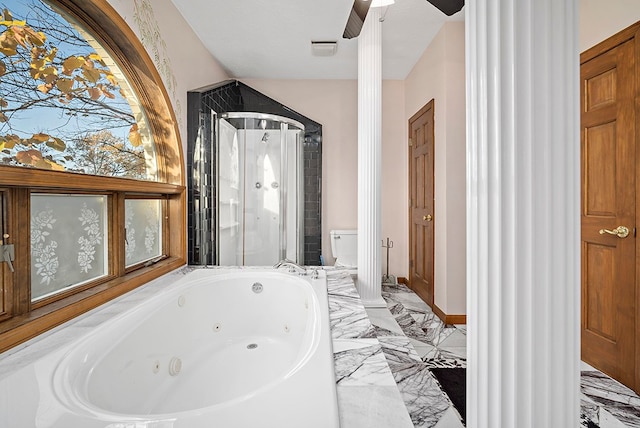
[54, 271, 320, 416]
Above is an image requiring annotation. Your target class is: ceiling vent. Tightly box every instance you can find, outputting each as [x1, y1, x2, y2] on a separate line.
[311, 41, 338, 57]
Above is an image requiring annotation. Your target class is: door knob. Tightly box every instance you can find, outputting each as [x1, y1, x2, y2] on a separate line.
[599, 225, 630, 238]
[423, 215, 433, 222]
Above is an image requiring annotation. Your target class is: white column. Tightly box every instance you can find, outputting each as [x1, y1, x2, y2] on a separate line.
[357, 8, 385, 307]
[466, 0, 580, 427]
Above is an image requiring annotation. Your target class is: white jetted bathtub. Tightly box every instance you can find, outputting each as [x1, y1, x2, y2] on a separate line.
[0, 268, 339, 428]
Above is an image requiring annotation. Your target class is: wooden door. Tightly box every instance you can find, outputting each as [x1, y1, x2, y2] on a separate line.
[409, 100, 435, 306]
[581, 35, 637, 391]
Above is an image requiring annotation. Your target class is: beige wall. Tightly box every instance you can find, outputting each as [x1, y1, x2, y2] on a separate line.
[580, 0, 640, 52]
[381, 81, 409, 278]
[404, 22, 466, 315]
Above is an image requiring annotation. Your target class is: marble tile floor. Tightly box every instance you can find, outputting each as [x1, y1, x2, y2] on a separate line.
[373, 281, 467, 428]
[581, 366, 640, 427]
[364, 279, 640, 428]
[326, 269, 466, 428]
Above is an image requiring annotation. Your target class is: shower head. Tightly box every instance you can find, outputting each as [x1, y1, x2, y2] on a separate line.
[261, 132, 269, 143]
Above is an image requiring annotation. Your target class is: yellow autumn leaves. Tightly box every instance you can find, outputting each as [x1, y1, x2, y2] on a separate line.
[0, 7, 143, 170]
[0, 8, 44, 56]
[0, 133, 67, 170]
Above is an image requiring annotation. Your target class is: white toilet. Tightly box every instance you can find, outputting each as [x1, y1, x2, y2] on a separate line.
[330, 229, 357, 277]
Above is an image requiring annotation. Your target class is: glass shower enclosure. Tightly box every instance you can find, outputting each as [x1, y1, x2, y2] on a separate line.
[216, 113, 304, 266]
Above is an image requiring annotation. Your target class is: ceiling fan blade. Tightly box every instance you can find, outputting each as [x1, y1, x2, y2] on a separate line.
[343, 0, 371, 39]
[426, 0, 464, 16]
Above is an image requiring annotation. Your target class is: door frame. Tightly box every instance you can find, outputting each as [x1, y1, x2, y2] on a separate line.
[580, 20, 640, 392]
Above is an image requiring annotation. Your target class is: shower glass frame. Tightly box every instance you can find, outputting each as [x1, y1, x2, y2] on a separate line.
[216, 112, 304, 266]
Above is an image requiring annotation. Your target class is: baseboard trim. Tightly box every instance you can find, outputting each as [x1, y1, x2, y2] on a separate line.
[402, 277, 466, 324]
[432, 303, 467, 325]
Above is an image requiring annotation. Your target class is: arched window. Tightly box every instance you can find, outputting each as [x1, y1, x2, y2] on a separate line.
[0, 0, 185, 352]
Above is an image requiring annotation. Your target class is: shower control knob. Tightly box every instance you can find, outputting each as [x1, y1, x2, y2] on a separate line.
[255, 182, 262, 189]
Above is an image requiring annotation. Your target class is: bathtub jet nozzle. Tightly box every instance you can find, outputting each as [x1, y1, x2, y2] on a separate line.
[168, 357, 182, 376]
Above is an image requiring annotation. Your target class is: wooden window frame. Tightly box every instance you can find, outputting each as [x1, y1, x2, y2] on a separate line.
[0, 0, 185, 353]
[123, 195, 170, 273]
[0, 189, 12, 324]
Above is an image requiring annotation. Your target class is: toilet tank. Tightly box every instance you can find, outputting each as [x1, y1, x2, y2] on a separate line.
[330, 230, 357, 267]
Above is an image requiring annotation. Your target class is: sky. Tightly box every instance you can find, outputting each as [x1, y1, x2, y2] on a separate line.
[0, 0, 139, 165]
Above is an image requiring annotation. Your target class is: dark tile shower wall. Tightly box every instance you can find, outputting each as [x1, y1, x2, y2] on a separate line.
[304, 144, 321, 265]
[187, 80, 322, 266]
[186, 92, 215, 265]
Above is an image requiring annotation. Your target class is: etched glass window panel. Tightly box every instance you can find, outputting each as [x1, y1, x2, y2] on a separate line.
[30, 194, 108, 301]
[0, 1, 157, 180]
[125, 199, 163, 267]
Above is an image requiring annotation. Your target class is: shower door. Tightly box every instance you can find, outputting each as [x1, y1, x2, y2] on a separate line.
[217, 113, 304, 266]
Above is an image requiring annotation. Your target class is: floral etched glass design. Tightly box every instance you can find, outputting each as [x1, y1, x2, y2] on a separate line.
[125, 199, 162, 267]
[30, 194, 107, 301]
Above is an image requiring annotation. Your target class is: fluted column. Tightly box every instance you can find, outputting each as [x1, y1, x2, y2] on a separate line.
[357, 8, 385, 307]
[466, 0, 580, 426]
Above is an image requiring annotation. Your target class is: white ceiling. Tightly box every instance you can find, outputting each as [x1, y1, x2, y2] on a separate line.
[170, 0, 464, 80]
